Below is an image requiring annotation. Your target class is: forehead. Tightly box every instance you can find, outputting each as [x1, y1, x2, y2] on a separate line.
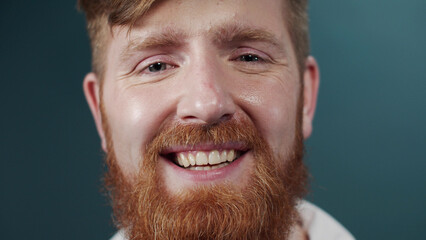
[110, 0, 289, 48]
[139, 0, 285, 28]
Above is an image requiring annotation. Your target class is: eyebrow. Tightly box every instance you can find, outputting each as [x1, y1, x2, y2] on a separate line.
[209, 22, 284, 51]
[120, 28, 186, 63]
[120, 22, 285, 64]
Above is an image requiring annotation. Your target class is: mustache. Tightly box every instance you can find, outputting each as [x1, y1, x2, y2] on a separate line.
[145, 117, 263, 156]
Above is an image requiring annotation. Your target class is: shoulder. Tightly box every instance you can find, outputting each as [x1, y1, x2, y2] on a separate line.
[110, 201, 355, 240]
[110, 229, 126, 240]
[298, 200, 356, 240]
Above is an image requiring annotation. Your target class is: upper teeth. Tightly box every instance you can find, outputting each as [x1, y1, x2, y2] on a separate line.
[176, 150, 237, 168]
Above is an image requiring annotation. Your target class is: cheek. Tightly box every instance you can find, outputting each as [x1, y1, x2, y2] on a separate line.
[236, 78, 299, 156]
[103, 85, 176, 175]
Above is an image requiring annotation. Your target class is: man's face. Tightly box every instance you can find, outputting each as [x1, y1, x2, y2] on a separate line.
[84, 0, 319, 238]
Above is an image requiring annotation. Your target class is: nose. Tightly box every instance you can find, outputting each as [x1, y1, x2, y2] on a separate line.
[176, 58, 236, 124]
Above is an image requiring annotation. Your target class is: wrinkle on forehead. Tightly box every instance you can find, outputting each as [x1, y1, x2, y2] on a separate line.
[114, 19, 289, 62]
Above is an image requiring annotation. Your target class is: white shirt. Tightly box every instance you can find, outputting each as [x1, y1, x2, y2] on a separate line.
[110, 200, 355, 240]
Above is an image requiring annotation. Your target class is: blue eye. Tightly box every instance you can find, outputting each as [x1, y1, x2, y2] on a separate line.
[238, 54, 260, 62]
[148, 62, 167, 72]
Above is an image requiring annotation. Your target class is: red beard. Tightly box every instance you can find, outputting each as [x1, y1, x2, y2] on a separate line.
[103, 116, 308, 240]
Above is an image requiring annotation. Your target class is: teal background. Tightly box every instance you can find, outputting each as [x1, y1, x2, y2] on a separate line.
[1, 0, 425, 239]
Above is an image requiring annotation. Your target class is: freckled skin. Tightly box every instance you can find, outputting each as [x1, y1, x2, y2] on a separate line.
[83, 0, 319, 193]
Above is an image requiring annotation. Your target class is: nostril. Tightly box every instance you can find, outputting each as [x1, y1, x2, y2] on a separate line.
[181, 115, 199, 121]
[180, 114, 232, 125]
[218, 113, 232, 122]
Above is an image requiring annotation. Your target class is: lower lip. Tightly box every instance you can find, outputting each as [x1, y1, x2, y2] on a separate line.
[160, 152, 247, 182]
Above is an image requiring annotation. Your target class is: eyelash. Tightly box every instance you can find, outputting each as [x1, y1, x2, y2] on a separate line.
[135, 57, 177, 76]
[231, 48, 272, 64]
[140, 62, 175, 74]
[233, 54, 267, 63]
[134, 50, 271, 76]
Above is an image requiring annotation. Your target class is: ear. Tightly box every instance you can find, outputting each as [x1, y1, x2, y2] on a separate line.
[83, 73, 108, 152]
[302, 56, 320, 139]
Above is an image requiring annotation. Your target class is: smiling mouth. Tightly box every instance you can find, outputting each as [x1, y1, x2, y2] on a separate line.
[162, 149, 246, 171]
